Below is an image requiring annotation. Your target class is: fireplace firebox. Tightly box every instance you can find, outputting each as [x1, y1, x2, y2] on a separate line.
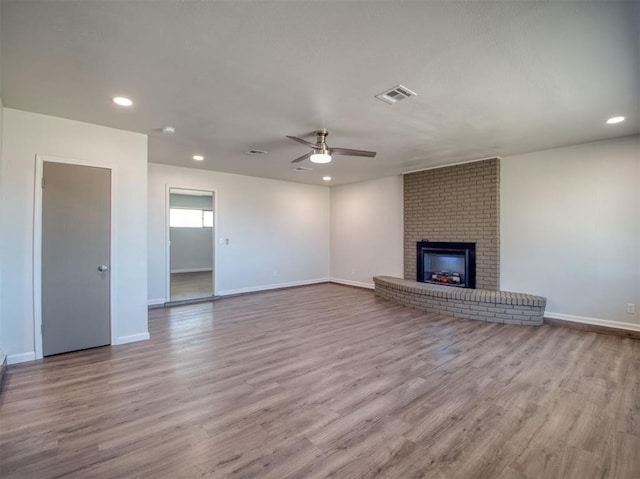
[417, 241, 476, 289]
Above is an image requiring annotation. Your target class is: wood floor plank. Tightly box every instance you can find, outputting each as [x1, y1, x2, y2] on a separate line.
[1, 283, 639, 478]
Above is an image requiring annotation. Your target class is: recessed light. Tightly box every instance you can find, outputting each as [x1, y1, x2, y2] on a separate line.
[192, 155, 204, 161]
[162, 126, 176, 134]
[112, 96, 133, 107]
[606, 116, 625, 124]
[322, 176, 332, 181]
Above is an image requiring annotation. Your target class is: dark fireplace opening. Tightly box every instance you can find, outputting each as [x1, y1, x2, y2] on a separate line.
[417, 241, 476, 289]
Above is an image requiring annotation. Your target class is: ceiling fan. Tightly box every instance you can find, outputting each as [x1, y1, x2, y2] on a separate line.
[286, 129, 377, 164]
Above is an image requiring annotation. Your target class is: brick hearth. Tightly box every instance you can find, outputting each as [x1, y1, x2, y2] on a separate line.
[374, 276, 546, 326]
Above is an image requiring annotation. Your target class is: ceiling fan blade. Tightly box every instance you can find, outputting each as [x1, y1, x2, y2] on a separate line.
[286, 136, 318, 149]
[330, 147, 377, 158]
[291, 151, 313, 163]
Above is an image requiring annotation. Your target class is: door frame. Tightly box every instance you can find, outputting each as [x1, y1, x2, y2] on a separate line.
[165, 184, 218, 302]
[33, 155, 117, 360]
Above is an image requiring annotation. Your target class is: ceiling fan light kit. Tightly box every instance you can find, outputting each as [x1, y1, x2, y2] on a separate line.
[310, 152, 332, 164]
[287, 129, 376, 164]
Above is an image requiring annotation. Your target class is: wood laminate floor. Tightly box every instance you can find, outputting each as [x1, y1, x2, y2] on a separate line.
[171, 271, 213, 301]
[1, 283, 639, 478]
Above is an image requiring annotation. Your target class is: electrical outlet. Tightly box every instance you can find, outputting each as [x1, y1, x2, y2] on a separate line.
[627, 303, 635, 314]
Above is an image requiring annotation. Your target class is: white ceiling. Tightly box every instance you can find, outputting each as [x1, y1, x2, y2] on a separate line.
[1, 1, 638, 186]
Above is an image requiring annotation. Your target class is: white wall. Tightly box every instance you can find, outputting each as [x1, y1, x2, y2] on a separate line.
[328, 137, 640, 330]
[330, 175, 404, 288]
[148, 163, 330, 303]
[501, 136, 640, 328]
[0, 109, 149, 363]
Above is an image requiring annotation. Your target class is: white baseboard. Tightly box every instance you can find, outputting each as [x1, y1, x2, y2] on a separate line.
[113, 332, 151, 346]
[545, 312, 640, 333]
[217, 278, 329, 296]
[330, 278, 375, 290]
[148, 298, 167, 307]
[170, 268, 213, 274]
[7, 351, 36, 365]
[6, 334, 150, 365]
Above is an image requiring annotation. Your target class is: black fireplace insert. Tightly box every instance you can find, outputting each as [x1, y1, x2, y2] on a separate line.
[417, 241, 476, 288]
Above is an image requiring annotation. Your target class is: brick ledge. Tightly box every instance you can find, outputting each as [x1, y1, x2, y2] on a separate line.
[374, 276, 546, 326]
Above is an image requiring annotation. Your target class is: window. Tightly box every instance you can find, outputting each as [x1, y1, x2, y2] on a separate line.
[203, 211, 213, 227]
[170, 208, 213, 228]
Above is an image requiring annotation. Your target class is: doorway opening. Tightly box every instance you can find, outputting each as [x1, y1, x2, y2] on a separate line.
[167, 188, 215, 302]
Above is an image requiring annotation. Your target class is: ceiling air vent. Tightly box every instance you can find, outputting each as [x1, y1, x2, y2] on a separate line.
[246, 149, 268, 156]
[375, 84, 417, 105]
[293, 166, 312, 172]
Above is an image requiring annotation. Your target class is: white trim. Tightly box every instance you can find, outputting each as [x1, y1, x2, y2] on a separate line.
[402, 156, 502, 175]
[148, 298, 168, 307]
[217, 278, 329, 296]
[545, 311, 640, 333]
[329, 278, 375, 290]
[33, 155, 118, 360]
[170, 267, 213, 274]
[213, 190, 218, 297]
[113, 332, 151, 346]
[165, 184, 171, 302]
[8, 352, 37, 365]
[33, 159, 43, 359]
[166, 185, 218, 300]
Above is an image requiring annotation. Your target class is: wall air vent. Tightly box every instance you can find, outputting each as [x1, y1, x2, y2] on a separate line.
[246, 149, 268, 156]
[293, 166, 312, 172]
[375, 84, 417, 105]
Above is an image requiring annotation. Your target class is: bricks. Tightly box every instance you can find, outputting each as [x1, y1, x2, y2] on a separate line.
[404, 158, 500, 290]
[373, 276, 546, 326]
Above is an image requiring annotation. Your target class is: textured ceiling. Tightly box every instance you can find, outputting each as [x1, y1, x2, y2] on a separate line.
[2, 1, 638, 186]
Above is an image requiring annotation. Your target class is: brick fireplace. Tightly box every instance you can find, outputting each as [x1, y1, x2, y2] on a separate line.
[377, 157, 546, 325]
[404, 158, 499, 290]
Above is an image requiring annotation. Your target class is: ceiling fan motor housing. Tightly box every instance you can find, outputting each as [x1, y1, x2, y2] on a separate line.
[315, 129, 328, 151]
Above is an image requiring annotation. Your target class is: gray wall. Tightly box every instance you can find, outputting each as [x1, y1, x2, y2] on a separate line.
[170, 193, 212, 210]
[170, 228, 213, 272]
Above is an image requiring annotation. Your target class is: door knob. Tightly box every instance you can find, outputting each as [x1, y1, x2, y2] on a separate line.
[98, 264, 108, 272]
